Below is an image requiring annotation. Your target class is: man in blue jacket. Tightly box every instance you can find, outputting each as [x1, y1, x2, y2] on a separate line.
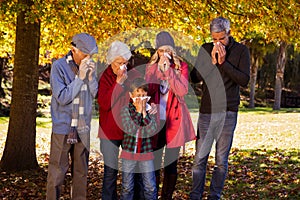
[190, 17, 250, 200]
[46, 33, 98, 200]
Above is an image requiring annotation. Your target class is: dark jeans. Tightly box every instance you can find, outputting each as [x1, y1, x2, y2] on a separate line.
[100, 139, 122, 200]
[153, 121, 180, 175]
[100, 139, 145, 200]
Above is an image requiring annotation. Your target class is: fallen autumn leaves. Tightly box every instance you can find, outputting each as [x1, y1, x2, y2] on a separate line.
[0, 148, 299, 199]
[0, 111, 299, 199]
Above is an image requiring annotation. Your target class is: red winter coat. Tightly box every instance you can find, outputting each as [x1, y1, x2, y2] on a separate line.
[145, 61, 196, 148]
[98, 66, 141, 140]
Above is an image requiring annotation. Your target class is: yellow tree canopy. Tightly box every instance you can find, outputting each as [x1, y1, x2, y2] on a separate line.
[0, 0, 299, 62]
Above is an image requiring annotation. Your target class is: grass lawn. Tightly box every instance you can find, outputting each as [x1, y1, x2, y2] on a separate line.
[0, 107, 299, 199]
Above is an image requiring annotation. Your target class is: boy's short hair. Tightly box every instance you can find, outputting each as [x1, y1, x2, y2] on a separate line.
[129, 78, 148, 93]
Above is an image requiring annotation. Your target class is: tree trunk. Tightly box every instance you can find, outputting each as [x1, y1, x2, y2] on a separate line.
[0, 58, 6, 98]
[273, 41, 287, 110]
[0, 0, 40, 171]
[249, 55, 259, 108]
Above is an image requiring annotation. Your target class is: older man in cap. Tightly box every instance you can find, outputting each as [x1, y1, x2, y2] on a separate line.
[46, 33, 98, 200]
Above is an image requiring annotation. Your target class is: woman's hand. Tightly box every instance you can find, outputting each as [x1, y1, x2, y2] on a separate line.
[116, 68, 128, 85]
[148, 103, 157, 115]
[141, 98, 147, 118]
[158, 54, 170, 72]
[134, 98, 143, 113]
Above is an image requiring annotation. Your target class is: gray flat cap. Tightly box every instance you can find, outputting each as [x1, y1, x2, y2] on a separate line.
[71, 33, 98, 55]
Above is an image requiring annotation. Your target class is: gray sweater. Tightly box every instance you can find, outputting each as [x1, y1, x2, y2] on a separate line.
[190, 37, 250, 113]
[50, 54, 98, 134]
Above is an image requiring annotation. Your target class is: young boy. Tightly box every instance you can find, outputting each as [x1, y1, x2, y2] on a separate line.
[120, 78, 157, 200]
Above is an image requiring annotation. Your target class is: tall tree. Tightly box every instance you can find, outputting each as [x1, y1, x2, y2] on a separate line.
[0, 0, 40, 171]
[254, 1, 299, 110]
[244, 35, 276, 108]
[273, 41, 288, 110]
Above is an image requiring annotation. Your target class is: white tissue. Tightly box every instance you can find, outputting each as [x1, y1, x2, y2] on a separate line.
[132, 96, 151, 103]
[146, 103, 151, 111]
[164, 52, 172, 59]
[120, 64, 127, 70]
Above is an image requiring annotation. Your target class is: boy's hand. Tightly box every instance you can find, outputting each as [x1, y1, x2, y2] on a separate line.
[134, 98, 143, 113]
[134, 97, 147, 118]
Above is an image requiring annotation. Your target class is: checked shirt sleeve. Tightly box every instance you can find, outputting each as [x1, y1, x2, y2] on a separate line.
[121, 106, 143, 136]
[142, 114, 157, 137]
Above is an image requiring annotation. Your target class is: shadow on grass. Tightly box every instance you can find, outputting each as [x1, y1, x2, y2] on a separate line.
[0, 149, 299, 199]
[187, 107, 300, 114]
[239, 107, 300, 114]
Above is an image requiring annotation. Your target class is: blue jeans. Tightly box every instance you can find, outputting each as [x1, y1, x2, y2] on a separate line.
[121, 159, 157, 200]
[190, 111, 237, 200]
[100, 139, 122, 200]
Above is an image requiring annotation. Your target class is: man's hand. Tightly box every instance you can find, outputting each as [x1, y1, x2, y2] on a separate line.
[211, 42, 226, 65]
[87, 61, 96, 81]
[211, 45, 218, 65]
[78, 56, 91, 80]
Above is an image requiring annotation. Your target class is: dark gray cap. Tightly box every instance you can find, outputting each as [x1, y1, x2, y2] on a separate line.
[155, 31, 175, 49]
[71, 33, 98, 55]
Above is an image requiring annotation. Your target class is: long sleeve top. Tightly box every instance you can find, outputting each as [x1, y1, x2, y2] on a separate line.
[190, 36, 250, 113]
[97, 66, 141, 140]
[50, 53, 98, 134]
[145, 61, 196, 148]
[120, 103, 157, 161]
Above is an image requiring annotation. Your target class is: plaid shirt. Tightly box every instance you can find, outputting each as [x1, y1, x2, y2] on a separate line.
[120, 103, 157, 161]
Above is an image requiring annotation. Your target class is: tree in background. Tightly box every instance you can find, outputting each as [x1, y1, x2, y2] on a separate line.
[244, 34, 277, 108]
[213, 0, 299, 110]
[250, 1, 299, 110]
[0, 0, 40, 171]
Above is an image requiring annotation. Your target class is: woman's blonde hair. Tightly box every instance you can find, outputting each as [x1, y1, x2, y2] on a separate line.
[149, 45, 183, 70]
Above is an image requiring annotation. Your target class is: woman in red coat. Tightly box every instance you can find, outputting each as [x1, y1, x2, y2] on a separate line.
[145, 31, 196, 199]
[98, 41, 141, 199]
